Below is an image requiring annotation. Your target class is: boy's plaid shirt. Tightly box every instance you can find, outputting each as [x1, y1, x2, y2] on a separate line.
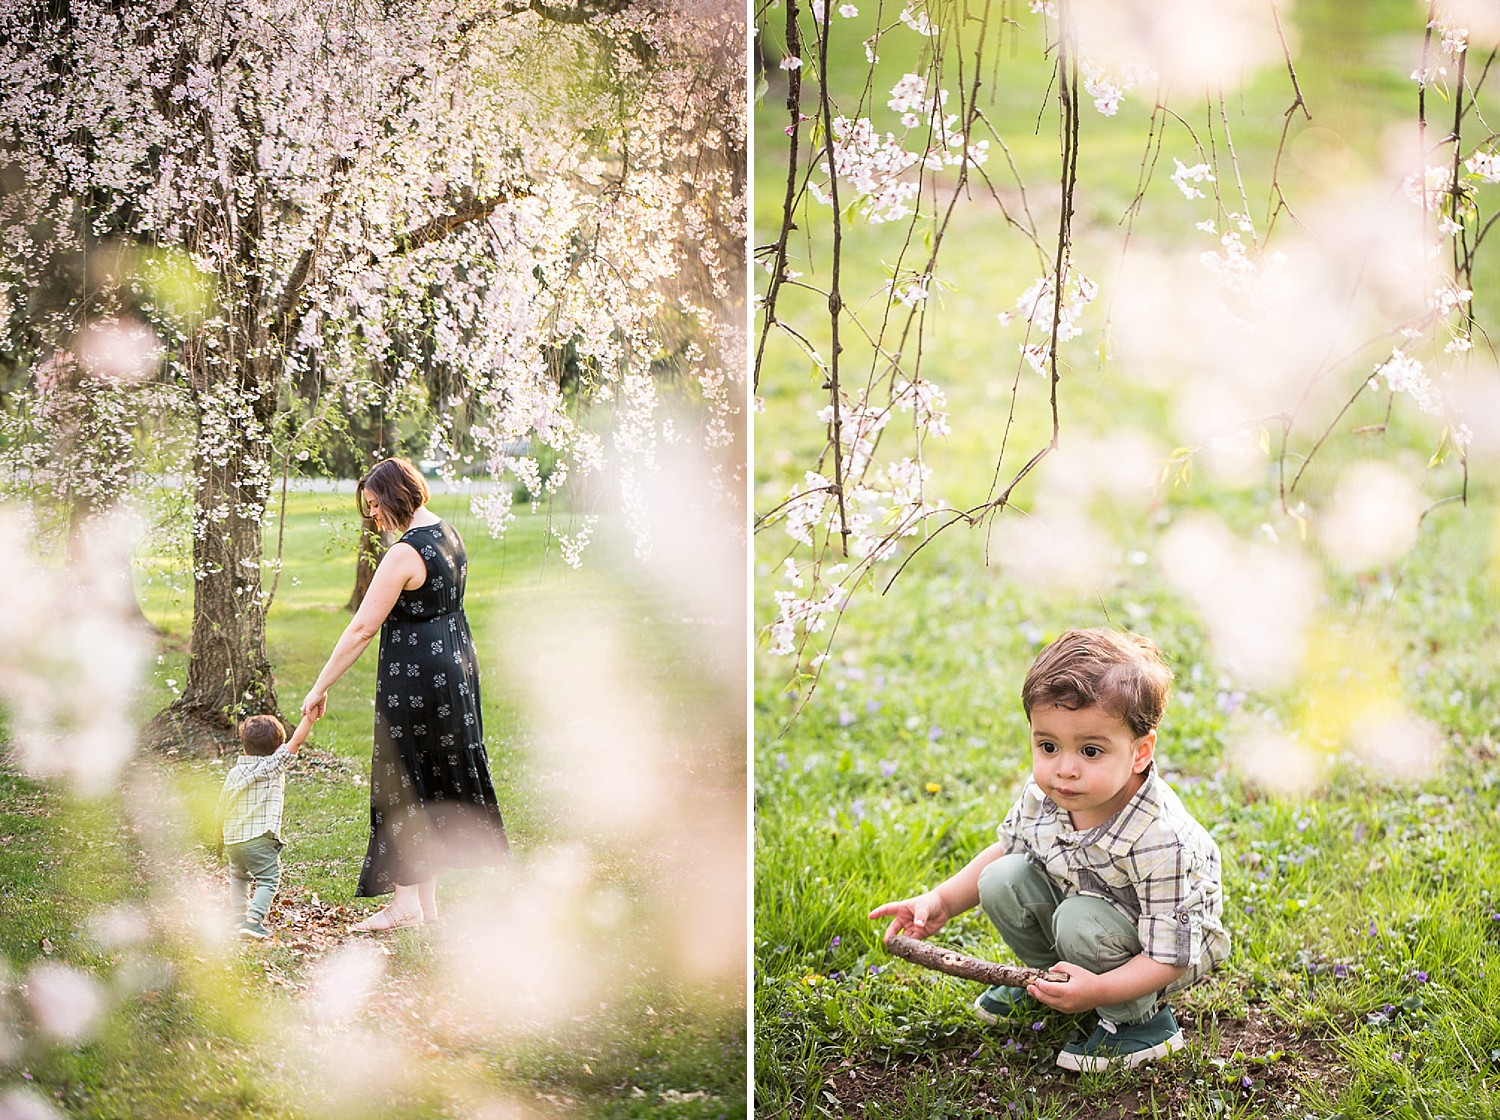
[998, 765, 1229, 989]
[217, 747, 296, 845]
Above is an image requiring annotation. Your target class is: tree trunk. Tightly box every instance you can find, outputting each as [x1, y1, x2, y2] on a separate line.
[181, 447, 277, 716]
[146, 347, 280, 756]
[347, 514, 391, 610]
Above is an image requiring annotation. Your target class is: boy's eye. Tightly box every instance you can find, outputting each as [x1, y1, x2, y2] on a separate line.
[1081, 745, 1103, 759]
[1037, 742, 1057, 754]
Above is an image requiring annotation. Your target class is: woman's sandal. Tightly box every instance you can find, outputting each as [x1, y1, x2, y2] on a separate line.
[351, 905, 424, 933]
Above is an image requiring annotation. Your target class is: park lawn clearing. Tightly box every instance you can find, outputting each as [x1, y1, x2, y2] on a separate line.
[1, 489, 746, 1120]
[753, 493, 1500, 1117]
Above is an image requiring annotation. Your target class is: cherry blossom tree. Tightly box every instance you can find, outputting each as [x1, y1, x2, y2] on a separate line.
[756, 0, 1500, 735]
[0, 0, 745, 748]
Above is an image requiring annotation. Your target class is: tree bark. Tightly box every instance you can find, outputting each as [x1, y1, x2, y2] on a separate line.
[147, 343, 280, 756]
[882, 935, 1069, 986]
[347, 515, 392, 610]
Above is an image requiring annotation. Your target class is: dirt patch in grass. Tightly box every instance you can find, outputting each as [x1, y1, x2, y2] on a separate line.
[811, 1005, 1348, 1118]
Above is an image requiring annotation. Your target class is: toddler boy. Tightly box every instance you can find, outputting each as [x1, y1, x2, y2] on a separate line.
[216, 712, 314, 940]
[869, 628, 1228, 1070]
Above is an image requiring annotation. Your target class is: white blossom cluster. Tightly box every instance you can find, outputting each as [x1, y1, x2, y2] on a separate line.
[998, 264, 1100, 375]
[1411, 15, 1468, 87]
[809, 115, 923, 224]
[807, 44, 989, 225]
[1, 0, 746, 578]
[1081, 60, 1157, 117]
[1171, 159, 1216, 200]
[767, 386, 943, 657]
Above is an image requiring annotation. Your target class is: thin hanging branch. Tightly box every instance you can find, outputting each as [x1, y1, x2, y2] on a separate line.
[812, 0, 852, 556]
[752, 0, 804, 396]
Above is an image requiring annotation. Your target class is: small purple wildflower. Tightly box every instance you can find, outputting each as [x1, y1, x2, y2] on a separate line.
[1368, 920, 1378, 937]
[1333, 963, 1349, 980]
[1216, 689, 1246, 715]
[927, 726, 943, 742]
[775, 753, 788, 771]
[1296, 817, 1310, 832]
[838, 708, 855, 727]
[880, 759, 898, 778]
[1413, 970, 1429, 983]
[1031, 1020, 1044, 1032]
[829, 935, 841, 949]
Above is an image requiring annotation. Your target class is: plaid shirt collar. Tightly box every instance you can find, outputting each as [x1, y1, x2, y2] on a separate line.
[1027, 763, 1163, 858]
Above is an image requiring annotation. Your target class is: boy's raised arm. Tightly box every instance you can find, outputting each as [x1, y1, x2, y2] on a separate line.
[285, 712, 317, 754]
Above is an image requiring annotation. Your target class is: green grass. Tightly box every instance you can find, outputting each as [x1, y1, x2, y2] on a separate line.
[754, 502, 1500, 1117]
[1, 488, 746, 1119]
[755, 1, 1500, 1116]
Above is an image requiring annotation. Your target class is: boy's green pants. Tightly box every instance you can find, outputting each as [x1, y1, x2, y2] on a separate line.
[977, 852, 1158, 1025]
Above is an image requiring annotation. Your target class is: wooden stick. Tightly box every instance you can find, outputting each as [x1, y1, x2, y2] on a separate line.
[883, 934, 1069, 986]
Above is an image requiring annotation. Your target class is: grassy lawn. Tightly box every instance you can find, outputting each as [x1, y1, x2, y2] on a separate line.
[0, 487, 746, 1119]
[755, 1, 1500, 1116]
[753, 502, 1500, 1117]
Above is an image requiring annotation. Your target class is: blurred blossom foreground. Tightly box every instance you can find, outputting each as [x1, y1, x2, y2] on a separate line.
[0, 437, 745, 1115]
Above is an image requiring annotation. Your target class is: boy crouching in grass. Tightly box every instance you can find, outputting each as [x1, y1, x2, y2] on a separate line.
[869, 629, 1228, 1071]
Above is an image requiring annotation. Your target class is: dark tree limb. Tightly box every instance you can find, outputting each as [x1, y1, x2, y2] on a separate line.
[390, 188, 525, 257]
[883, 935, 1069, 986]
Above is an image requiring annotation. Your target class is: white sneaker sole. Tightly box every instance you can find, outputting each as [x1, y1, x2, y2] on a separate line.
[972, 992, 1035, 1025]
[972, 996, 1001, 1025]
[1054, 1029, 1184, 1072]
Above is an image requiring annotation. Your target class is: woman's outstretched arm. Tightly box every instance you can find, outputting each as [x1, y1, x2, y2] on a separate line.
[302, 542, 425, 719]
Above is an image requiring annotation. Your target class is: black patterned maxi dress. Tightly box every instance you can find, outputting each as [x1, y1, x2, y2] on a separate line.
[356, 521, 509, 896]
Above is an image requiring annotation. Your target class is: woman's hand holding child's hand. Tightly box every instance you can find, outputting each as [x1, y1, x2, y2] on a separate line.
[301, 690, 327, 721]
[867, 890, 951, 943]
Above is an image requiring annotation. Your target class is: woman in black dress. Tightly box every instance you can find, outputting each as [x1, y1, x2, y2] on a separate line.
[302, 457, 508, 931]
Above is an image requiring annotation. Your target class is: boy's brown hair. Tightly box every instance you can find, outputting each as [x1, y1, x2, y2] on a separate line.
[1022, 628, 1173, 738]
[238, 715, 287, 757]
[357, 457, 430, 531]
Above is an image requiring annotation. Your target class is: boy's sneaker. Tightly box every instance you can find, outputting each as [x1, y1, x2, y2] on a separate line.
[237, 919, 270, 940]
[973, 984, 1037, 1024]
[1055, 1006, 1183, 1071]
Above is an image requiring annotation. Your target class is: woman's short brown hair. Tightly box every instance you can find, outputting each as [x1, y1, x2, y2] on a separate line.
[1021, 628, 1173, 738]
[357, 457, 430, 531]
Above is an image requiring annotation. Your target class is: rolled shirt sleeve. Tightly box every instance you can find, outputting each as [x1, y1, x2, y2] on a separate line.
[1128, 832, 1223, 978]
